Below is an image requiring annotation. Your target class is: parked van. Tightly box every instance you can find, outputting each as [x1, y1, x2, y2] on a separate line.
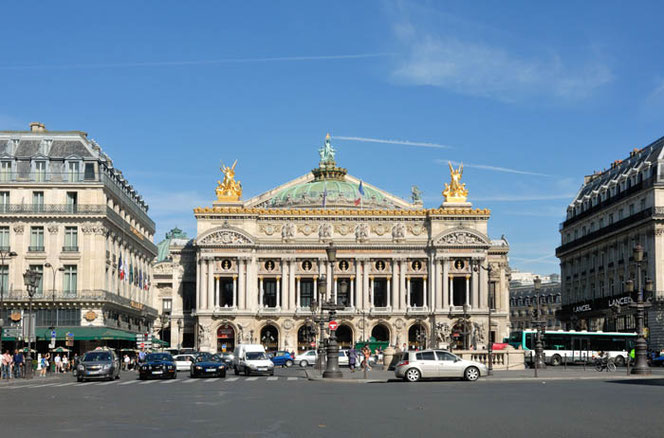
[232, 344, 275, 376]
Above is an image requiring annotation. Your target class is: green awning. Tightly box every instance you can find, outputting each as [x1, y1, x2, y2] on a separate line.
[33, 327, 141, 341]
[152, 338, 169, 347]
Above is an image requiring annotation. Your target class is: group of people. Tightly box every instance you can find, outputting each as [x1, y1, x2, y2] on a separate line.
[1, 350, 25, 379]
[38, 353, 73, 376]
[348, 345, 374, 372]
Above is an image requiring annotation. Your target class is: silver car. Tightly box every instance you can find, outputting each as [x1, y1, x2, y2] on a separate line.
[394, 349, 487, 382]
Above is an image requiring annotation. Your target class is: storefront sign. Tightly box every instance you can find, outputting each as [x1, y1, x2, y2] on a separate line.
[9, 312, 21, 322]
[609, 296, 632, 307]
[130, 301, 144, 310]
[84, 311, 97, 322]
[573, 304, 592, 313]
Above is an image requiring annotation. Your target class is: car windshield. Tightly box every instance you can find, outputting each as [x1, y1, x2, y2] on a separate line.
[146, 353, 173, 362]
[209, 355, 223, 362]
[83, 352, 112, 362]
[246, 352, 267, 360]
[174, 355, 191, 361]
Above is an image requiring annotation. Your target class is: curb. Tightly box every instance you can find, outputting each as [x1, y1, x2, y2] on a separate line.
[482, 374, 664, 383]
[304, 368, 388, 383]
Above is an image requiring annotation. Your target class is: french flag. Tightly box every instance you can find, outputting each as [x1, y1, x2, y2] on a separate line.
[354, 181, 365, 206]
[118, 255, 126, 280]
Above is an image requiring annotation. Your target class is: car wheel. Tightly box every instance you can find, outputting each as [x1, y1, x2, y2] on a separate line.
[405, 368, 421, 382]
[285, 360, 293, 368]
[172, 373, 177, 379]
[139, 375, 146, 380]
[245, 367, 251, 376]
[614, 355, 626, 367]
[464, 366, 480, 382]
[234, 367, 239, 376]
[550, 354, 562, 366]
[300, 360, 308, 368]
[220, 371, 226, 378]
[77, 376, 84, 383]
[270, 371, 275, 376]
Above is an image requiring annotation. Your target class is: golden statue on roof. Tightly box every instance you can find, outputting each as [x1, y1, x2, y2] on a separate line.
[443, 162, 469, 203]
[216, 160, 242, 202]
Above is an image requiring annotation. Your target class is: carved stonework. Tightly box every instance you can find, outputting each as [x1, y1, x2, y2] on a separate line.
[47, 223, 59, 233]
[407, 224, 424, 236]
[281, 223, 295, 240]
[392, 223, 405, 240]
[13, 224, 24, 234]
[283, 319, 294, 330]
[437, 231, 486, 246]
[259, 223, 280, 236]
[355, 224, 369, 241]
[297, 223, 316, 236]
[82, 222, 105, 235]
[318, 223, 332, 240]
[370, 223, 390, 236]
[199, 230, 252, 245]
[334, 223, 353, 236]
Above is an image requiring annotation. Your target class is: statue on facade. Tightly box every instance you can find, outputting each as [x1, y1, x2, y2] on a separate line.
[443, 162, 469, 203]
[472, 322, 485, 347]
[392, 223, 405, 240]
[411, 185, 423, 203]
[318, 133, 336, 165]
[436, 322, 451, 346]
[282, 222, 295, 240]
[216, 160, 243, 202]
[198, 324, 210, 346]
[319, 223, 332, 239]
[355, 223, 369, 240]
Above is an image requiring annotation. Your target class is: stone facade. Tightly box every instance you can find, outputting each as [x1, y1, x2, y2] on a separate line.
[0, 123, 158, 348]
[187, 136, 511, 354]
[509, 281, 562, 331]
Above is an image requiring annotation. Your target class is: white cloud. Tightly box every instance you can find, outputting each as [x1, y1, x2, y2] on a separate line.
[334, 135, 452, 149]
[391, 32, 612, 102]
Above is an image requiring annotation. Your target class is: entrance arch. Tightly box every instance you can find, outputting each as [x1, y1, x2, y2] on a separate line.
[216, 324, 236, 353]
[297, 323, 316, 353]
[371, 323, 390, 343]
[336, 324, 353, 349]
[260, 324, 279, 352]
[408, 322, 427, 350]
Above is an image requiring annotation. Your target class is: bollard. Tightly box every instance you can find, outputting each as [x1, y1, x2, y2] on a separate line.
[564, 354, 567, 370]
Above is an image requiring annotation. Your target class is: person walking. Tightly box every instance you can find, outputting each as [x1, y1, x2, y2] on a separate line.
[39, 355, 47, 377]
[1, 350, 12, 379]
[13, 349, 23, 378]
[348, 347, 357, 372]
[54, 354, 61, 373]
[123, 354, 130, 371]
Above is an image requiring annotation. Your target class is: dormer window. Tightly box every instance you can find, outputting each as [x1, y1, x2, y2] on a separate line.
[34, 161, 46, 182]
[67, 161, 80, 182]
[0, 161, 11, 182]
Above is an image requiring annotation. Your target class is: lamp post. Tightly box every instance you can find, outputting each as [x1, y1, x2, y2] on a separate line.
[532, 276, 546, 376]
[312, 276, 326, 372]
[322, 242, 343, 379]
[44, 263, 64, 333]
[628, 245, 651, 375]
[23, 268, 42, 379]
[414, 319, 427, 350]
[0, 249, 17, 357]
[159, 313, 170, 345]
[177, 318, 183, 350]
[474, 261, 494, 375]
[462, 303, 471, 350]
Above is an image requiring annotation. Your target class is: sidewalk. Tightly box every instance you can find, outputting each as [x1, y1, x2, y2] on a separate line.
[0, 371, 71, 386]
[304, 365, 664, 383]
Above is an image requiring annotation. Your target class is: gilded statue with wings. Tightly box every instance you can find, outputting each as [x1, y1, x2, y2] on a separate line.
[442, 162, 469, 203]
[216, 160, 243, 202]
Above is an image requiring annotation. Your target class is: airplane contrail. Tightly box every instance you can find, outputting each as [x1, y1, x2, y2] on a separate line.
[333, 136, 452, 149]
[436, 159, 551, 177]
[0, 53, 396, 71]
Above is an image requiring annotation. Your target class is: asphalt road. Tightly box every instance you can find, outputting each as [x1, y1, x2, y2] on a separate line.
[1, 369, 662, 437]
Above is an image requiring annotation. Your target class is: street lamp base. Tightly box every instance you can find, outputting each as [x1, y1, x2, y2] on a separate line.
[322, 370, 343, 378]
[631, 365, 651, 375]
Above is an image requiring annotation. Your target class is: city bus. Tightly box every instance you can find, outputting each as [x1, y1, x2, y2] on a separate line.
[507, 330, 637, 366]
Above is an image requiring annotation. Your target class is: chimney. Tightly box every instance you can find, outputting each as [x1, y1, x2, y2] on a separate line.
[29, 122, 46, 132]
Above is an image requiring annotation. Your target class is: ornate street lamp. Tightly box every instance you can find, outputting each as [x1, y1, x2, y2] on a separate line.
[23, 268, 42, 379]
[322, 242, 343, 379]
[532, 276, 546, 376]
[627, 245, 651, 375]
[177, 318, 183, 350]
[44, 263, 64, 332]
[474, 261, 494, 375]
[0, 249, 17, 356]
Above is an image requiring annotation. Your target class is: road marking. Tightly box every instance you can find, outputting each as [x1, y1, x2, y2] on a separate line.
[31, 383, 59, 388]
[97, 381, 117, 386]
[182, 379, 199, 383]
[161, 379, 178, 384]
[78, 382, 96, 386]
[226, 377, 239, 382]
[54, 382, 76, 387]
[139, 380, 158, 385]
[267, 377, 278, 381]
[287, 377, 298, 381]
[119, 380, 138, 385]
[246, 377, 258, 381]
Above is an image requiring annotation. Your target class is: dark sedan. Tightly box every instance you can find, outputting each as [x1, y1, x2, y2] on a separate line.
[190, 354, 226, 378]
[138, 353, 177, 380]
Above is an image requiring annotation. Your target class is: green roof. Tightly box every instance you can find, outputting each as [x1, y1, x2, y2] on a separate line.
[269, 179, 387, 208]
[34, 326, 140, 341]
[156, 227, 189, 262]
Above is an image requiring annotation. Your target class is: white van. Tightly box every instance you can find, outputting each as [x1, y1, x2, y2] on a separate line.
[232, 344, 275, 376]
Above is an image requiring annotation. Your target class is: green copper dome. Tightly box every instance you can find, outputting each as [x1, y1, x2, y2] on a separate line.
[268, 179, 391, 209]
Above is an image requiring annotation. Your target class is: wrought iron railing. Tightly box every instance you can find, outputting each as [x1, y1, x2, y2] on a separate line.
[0, 204, 106, 215]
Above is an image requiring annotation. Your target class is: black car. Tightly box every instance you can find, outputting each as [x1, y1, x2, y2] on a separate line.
[190, 354, 226, 378]
[138, 353, 177, 380]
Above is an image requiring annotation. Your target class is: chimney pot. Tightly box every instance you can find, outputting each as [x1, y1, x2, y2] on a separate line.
[29, 122, 46, 132]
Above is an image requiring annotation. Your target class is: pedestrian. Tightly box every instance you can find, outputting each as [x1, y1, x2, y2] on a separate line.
[40, 355, 47, 377]
[402, 343, 408, 352]
[348, 346, 357, 372]
[1, 350, 12, 379]
[123, 354, 130, 371]
[54, 354, 62, 373]
[13, 349, 23, 378]
[138, 350, 146, 363]
[43, 352, 51, 374]
[361, 345, 371, 371]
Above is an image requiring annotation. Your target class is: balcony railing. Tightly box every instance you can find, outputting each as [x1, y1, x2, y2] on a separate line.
[0, 171, 100, 184]
[62, 246, 79, 252]
[28, 245, 45, 252]
[0, 204, 106, 215]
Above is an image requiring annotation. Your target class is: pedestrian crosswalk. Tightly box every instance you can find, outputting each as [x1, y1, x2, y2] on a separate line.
[2, 375, 304, 390]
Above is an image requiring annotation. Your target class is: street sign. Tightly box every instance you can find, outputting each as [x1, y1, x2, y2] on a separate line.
[2, 327, 21, 338]
[310, 341, 316, 348]
[51, 330, 57, 338]
[328, 321, 338, 331]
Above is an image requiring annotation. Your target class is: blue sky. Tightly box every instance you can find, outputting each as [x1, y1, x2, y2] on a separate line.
[2, 1, 664, 275]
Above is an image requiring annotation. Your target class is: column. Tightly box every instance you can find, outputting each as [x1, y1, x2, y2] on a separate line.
[450, 275, 455, 307]
[369, 276, 374, 308]
[276, 276, 281, 308]
[288, 260, 296, 311]
[207, 260, 214, 310]
[350, 276, 355, 307]
[238, 259, 246, 310]
[437, 259, 445, 311]
[196, 259, 202, 312]
[406, 277, 411, 308]
[387, 279, 391, 308]
[232, 276, 237, 307]
[391, 260, 398, 311]
[363, 261, 370, 308]
[399, 260, 406, 310]
[355, 261, 362, 310]
[201, 259, 208, 310]
[281, 261, 288, 309]
[313, 276, 318, 302]
[259, 277, 264, 307]
[472, 266, 479, 309]
[465, 275, 470, 307]
[333, 275, 337, 304]
[423, 276, 428, 308]
[214, 276, 220, 308]
[480, 261, 489, 309]
[296, 277, 301, 308]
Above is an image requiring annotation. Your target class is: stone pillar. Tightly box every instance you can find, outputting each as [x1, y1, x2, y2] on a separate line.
[296, 277, 301, 308]
[369, 276, 374, 308]
[437, 259, 445, 311]
[276, 276, 281, 308]
[465, 275, 470, 307]
[350, 276, 355, 307]
[196, 258, 202, 312]
[214, 276, 220, 308]
[201, 259, 208, 311]
[355, 261, 362, 310]
[232, 276, 237, 307]
[391, 260, 398, 310]
[399, 260, 406, 310]
[386, 278, 391, 308]
[423, 276, 428, 308]
[363, 261, 370, 309]
[450, 275, 455, 307]
[281, 261, 288, 309]
[406, 276, 411, 308]
[288, 260, 296, 311]
[238, 259, 246, 310]
[259, 277, 264, 307]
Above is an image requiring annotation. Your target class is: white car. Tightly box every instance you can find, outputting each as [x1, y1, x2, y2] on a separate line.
[173, 354, 195, 372]
[295, 350, 318, 367]
[395, 349, 488, 382]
